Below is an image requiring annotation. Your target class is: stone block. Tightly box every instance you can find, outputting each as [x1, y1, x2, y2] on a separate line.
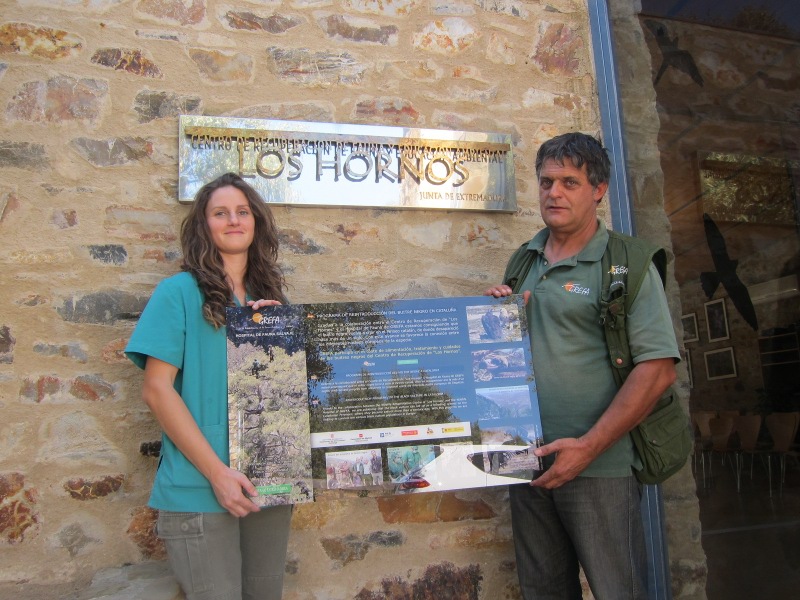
[376, 493, 440, 523]
[280, 229, 325, 254]
[52, 208, 78, 228]
[88, 244, 128, 265]
[0, 472, 24, 499]
[228, 101, 335, 122]
[16, 294, 48, 307]
[6, 75, 108, 124]
[221, 10, 303, 34]
[437, 492, 496, 521]
[36, 412, 123, 467]
[137, 0, 206, 26]
[530, 22, 585, 76]
[64, 474, 124, 500]
[17, 0, 125, 10]
[475, 0, 529, 18]
[104, 205, 177, 242]
[353, 97, 421, 126]
[32, 341, 89, 363]
[430, 0, 475, 16]
[142, 248, 181, 263]
[0, 472, 39, 545]
[461, 220, 503, 248]
[133, 90, 202, 123]
[69, 374, 117, 402]
[0, 140, 47, 169]
[56, 521, 100, 557]
[320, 533, 371, 566]
[135, 28, 189, 43]
[100, 338, 128, 365]
[189, 48, 254, 83]
[355, 562, 482, 599]
[19, 373, 117, 403]
[57, 290, 149, 324]
[334, 223, 379, 244]
[340, 0, 418, 17]
[486, 31, 516, 65]
[91, 48, 162, 78]
[413, 18, 480, 55]
[71, 137, 155, 167]
[266, 47, 366, 86]
[0, 325, 14, 364]
[19, 375, 60, 403]
[0, 190, 18, 223]
[317, 14, 398, 46]
[127, 506, 166, 559]
[376, 59, 442, 82]
[139, 441, 161, 457]
[291, 496, 349, 529]
[0, 22, 83, 60]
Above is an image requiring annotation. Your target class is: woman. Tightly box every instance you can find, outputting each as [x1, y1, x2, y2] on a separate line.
[126, 173, 292, 600]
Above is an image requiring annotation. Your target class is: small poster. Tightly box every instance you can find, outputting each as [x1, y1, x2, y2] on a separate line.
[226, 305, 314, 505]
[227, 295, 543, 500]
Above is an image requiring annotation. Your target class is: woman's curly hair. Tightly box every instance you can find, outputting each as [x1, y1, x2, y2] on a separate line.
[180, 172, 286, 328]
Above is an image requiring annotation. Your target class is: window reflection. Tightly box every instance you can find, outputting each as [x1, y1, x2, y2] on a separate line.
[627, 2, 800, 597]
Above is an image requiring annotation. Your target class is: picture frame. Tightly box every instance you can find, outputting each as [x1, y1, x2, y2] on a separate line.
[684, 349, 693, 388]
[704, 298, 729, 342]
[704, 347, 737, 381]
[681, 313, 699, 343]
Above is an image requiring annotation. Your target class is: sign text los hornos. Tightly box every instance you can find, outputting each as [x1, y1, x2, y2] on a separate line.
[178, 116, 516, 212]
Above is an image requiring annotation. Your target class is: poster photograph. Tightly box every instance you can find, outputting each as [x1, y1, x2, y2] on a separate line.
[226, 305, 314, 506]
[227, 295, 543, 501]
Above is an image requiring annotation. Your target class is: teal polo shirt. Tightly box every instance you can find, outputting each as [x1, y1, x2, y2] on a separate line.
[125, 272, 231, 512]
[519, 221, 680, 477]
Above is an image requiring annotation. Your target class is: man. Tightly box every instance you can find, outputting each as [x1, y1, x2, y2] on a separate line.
[370, 450, 383, 485]
[402, 446, 423, 474]
[485, 132, 679, 600]
[361, 455, 373, 486]
[388, 454, 405, 481]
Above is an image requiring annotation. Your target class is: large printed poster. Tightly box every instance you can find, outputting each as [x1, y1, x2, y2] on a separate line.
[227, 295, 543, 504]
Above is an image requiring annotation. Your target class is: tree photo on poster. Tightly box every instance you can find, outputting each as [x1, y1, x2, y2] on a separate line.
[704, 298, 729, 342]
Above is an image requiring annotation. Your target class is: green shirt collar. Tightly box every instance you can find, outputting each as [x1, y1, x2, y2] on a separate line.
[526, 219, 610, 264]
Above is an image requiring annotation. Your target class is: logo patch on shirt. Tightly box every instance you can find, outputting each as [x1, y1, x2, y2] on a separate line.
[563, 282, 591, 296]
[608, 265, 628, 276]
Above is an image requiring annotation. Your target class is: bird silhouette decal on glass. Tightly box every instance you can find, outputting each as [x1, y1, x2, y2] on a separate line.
[644, 19, 704, 87]
[701, 213, 758, 331]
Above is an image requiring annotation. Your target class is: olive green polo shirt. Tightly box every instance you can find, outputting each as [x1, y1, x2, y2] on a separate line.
[519, 220, 680, 477]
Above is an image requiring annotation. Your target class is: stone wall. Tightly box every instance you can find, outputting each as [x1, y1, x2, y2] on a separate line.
[0, 1, 703, 598]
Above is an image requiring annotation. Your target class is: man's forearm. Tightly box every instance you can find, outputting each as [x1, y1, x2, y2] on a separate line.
[580, 358, 677, 458]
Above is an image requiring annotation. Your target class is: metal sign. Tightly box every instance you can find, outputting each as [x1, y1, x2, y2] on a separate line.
[178, 115, 516, 212]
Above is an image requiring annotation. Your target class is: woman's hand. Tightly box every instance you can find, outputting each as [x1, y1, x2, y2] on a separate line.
[208, 464, 262, 517]
[247, 299, 282, 310]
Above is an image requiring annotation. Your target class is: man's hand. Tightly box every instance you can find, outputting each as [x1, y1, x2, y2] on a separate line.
[531, 437, 597, 489]
[484, 285, 531, 304]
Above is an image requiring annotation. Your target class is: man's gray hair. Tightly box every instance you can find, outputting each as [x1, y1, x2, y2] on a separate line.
[535, 132, 611, 187]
